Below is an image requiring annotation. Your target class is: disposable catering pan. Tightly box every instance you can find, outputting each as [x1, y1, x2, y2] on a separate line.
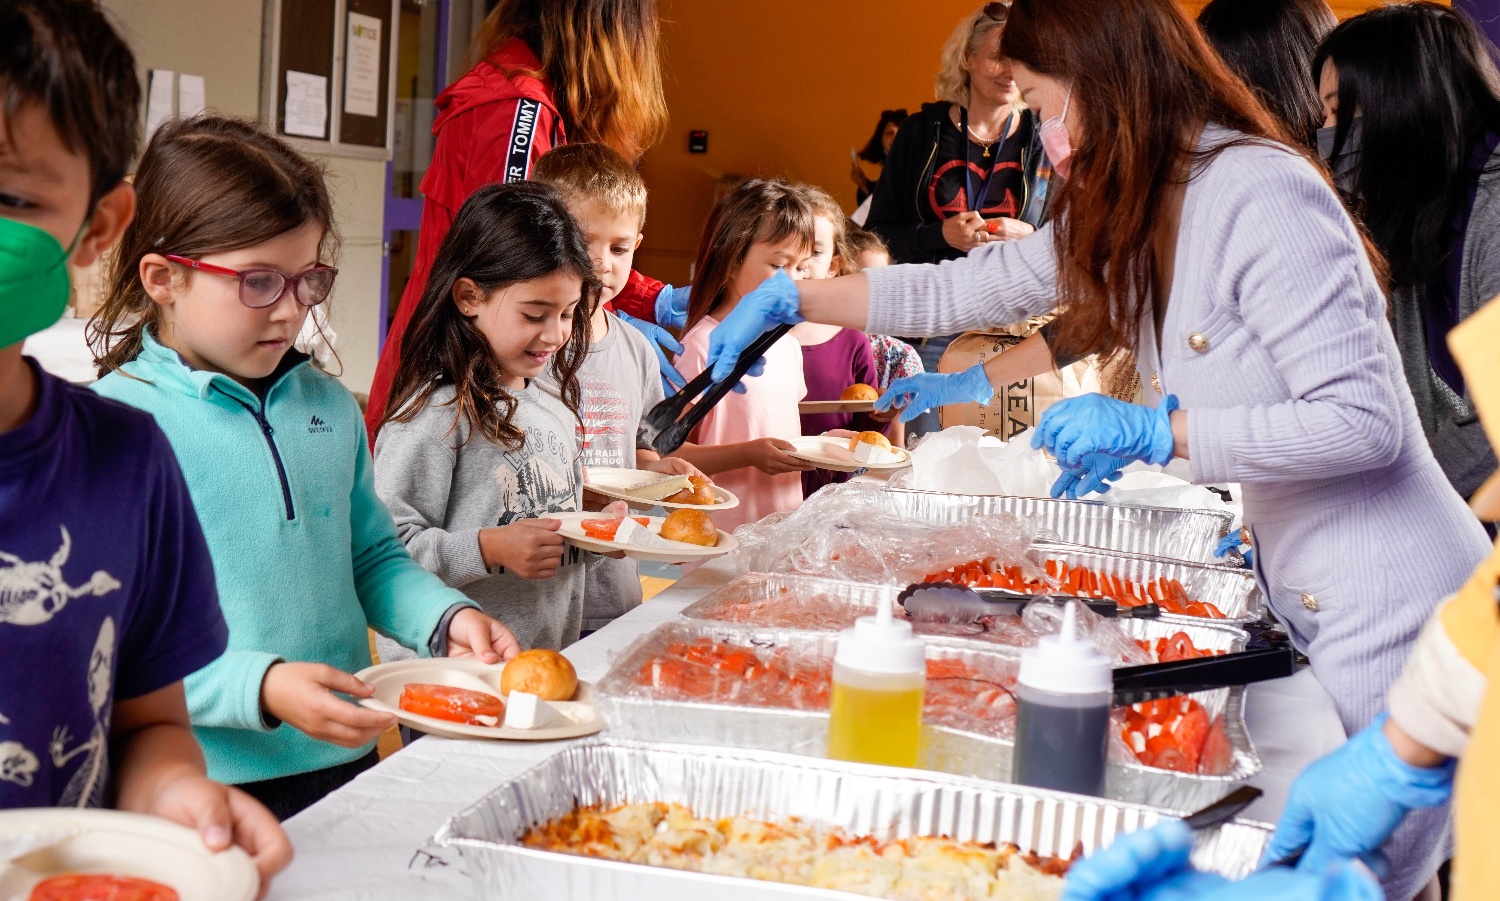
[883, 488, 1234, 564]
[594, 620, 1261, 812]
[434, 738, 1274, 901]
[1026, 543, 1265, 625]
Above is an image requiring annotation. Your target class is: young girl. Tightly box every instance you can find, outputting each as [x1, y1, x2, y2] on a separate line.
[672, 179, 817, 532]
[792, 188, 894, 495]
[89, 117, 518, 821]
[847, 224, 922, 450]
[376, 181, 616, 651]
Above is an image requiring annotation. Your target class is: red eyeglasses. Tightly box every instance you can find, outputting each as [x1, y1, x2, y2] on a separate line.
[164, 255, 338, 309]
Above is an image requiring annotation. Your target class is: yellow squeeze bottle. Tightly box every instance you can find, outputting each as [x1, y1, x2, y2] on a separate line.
[827, 596, 926, 768]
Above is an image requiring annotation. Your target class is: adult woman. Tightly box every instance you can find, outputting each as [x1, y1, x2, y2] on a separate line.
[849, 108, 906, 205]
[1197, 0, 1336, 149]
[706, 0, 1490, 896]
[363, 0, 667, 435]
[1315, 3, 1500, 508]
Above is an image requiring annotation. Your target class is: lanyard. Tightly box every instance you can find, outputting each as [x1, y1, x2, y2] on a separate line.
[961, 106, 1015, 215]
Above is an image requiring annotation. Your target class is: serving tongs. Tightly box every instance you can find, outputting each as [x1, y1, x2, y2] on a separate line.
[898, 582, 1164, 622]
[641, 323, 795, 455]
[1111, 647, 1296, 706]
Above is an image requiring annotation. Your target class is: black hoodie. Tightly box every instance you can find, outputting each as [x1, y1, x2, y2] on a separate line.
[866, 101, 1052, 265]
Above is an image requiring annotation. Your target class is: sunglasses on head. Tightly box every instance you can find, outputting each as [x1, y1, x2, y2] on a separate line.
[983, 1, 1010, 18]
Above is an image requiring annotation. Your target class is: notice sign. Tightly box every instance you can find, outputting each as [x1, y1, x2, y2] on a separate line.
[344, 12, 381, 118]
[285, 70, 328, 139]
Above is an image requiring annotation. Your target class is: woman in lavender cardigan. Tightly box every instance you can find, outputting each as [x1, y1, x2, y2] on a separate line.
[704, 1, 1489, 898]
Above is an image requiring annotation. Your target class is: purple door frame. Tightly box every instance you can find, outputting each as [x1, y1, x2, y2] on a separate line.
[379, 0, 451, 350]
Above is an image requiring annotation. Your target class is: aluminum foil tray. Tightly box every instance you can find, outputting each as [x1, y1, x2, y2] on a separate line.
[680, 572, 1251, 657]
[595, 620, 1261, 812]
[435, 739, 1274, 901]
[1028, 543, 1265, 625]
[884, 488, 1233, 564]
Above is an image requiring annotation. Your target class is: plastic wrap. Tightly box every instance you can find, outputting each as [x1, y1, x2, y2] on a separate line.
[730, 482, 1039, 584]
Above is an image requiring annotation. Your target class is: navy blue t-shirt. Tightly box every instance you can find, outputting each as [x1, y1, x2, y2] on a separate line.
[0, 360, 227, 808]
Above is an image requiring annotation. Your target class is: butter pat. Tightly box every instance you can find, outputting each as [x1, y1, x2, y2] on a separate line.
[503, 691, 567, 729]
[621, 474, 692, 501]
[615, 517, 692, 550]
[852, 440, 902, 466]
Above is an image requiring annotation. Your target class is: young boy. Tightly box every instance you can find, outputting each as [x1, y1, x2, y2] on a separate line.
[531, 144, 701, 632]
[0, 0, 289, 884]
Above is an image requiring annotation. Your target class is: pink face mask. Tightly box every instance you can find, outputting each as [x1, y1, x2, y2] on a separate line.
[1039, 86, 1074, 179]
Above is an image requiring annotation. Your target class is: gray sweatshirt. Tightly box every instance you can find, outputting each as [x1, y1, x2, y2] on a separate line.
[536, 311, 664, 631]
[373, 383, 587, 651]
[1388, 147, 1500, 499]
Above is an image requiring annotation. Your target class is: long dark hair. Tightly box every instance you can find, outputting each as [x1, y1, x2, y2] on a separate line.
[90, 116, 338, 377]
[1197, 0, 1336, 148]
[1315, 2, 1500, 292]
[1000, 0, 1384, 361]
[472, 0, 667, 163]
[685, 179, 815, 332]
[382, 182, 598, 450]
[857, 109, 908, 164]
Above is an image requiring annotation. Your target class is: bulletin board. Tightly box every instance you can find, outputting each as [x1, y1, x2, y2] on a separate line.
[262, 0, 397, 157]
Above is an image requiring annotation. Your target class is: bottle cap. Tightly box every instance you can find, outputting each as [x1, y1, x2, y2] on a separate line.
[834, 595, 926, 675]
[1018, 601, 1112, 694]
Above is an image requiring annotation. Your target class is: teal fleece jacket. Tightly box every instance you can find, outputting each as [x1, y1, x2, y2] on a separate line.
[93, 333, 474, 784]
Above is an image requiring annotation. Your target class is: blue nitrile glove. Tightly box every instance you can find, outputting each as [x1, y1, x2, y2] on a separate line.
[875, 362, 994, 423]
[618, 310, 687, 394]
[1032, 394, 1180, 469]
[1051, 453, 1130, 499]
[706, 269, 804, 383]
[1262, 713, 1455, 878]
[655, 283, 690, 331]
[1064, 819, 1382, 901]
[1214, 532, 1255, 569]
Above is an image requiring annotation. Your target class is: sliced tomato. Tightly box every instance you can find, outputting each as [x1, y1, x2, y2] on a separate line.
[579, 516, 650, 541]
[1176, 703, 1212, 768]
[398, 683, 505, 725]
[1200, 715, 1236, 775]
[1162, 632, 1197, 663]
[30, 874, 180, 901]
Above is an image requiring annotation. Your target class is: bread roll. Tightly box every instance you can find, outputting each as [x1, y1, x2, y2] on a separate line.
[848, 430, 893, 452]
[500, 649, 578, 701]
[841, 383, 879, 401]
[664, 475, 717, 505]
[660, 508, 719, 547]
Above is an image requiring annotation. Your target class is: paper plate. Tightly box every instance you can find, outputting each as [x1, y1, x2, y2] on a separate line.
[583, 468, 740, 511]
[553, 512, 738, 563]
[356, 657, 603, 742]
[0, 808, 258, 901]
[797, 399, 878, 414]
[787, 435, 912, 473]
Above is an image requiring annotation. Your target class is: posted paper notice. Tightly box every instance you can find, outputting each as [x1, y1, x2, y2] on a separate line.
[344, 12, 382, 118]
[145, 69, 173, 136]
[284, 70, 328, 139]
[178, 74, 206, 118]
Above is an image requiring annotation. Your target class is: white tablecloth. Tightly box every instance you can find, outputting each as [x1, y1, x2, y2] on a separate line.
[266, 558, 1347, 900]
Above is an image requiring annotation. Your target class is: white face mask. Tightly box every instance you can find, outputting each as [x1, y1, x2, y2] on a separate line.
[1039, 85, 1074, 179]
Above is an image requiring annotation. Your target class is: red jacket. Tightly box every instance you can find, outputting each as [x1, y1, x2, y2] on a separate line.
[607, 268, 666, 321]
[365, 39, 566, 438]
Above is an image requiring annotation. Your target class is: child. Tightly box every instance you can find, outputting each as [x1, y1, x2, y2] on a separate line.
[530, 144, 702, 632]
[791, 188, 894, 495]
[672, 179, 818, 532]
[846, 224, 922, 449]
[90, 116, 518, 821]
[0, 0, 288, 882]
[376, 181, 614, 650]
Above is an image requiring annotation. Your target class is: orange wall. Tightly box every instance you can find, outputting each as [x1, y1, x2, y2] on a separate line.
[635, 0, 1432, 284]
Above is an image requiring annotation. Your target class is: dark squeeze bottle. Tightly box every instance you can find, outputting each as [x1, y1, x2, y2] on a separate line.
[1012, 601, 1112, 796]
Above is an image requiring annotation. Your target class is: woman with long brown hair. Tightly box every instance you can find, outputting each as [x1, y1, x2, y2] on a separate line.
[704, 0, 1488, 896]
[363, 0, 667, 436]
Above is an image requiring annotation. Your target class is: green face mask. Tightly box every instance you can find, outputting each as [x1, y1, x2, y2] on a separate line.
[0, 217, 75, 350]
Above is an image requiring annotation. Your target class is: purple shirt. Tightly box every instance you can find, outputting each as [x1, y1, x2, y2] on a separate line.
[0, 361, 227, 807]
[798, 329, 888, 496]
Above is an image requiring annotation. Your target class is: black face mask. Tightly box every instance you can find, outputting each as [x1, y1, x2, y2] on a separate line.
[1316, 118, 1362, 192]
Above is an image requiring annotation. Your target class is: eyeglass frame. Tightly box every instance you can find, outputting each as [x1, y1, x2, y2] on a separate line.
[163, 254, 339, 309]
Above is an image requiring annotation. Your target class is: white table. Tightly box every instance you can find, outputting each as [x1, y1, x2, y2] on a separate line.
[267, 558, 1347, 900]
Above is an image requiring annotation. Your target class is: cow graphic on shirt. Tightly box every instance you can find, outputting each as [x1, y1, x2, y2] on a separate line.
[0, 526, 120, 626]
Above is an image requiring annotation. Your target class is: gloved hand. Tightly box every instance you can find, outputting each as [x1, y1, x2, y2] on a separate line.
[617, 311, 687, 394]
[1051, 453, 1129, 499]
[1064, 819, 1382, 901]
[1032, 394, 1180, 469]
[1214, 532, 1254, 569]
[655, 284, 690, 331]
[1263, 713, 1455, 877]
[875, 362, 994, 423]
[706, 270, 804, 383]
